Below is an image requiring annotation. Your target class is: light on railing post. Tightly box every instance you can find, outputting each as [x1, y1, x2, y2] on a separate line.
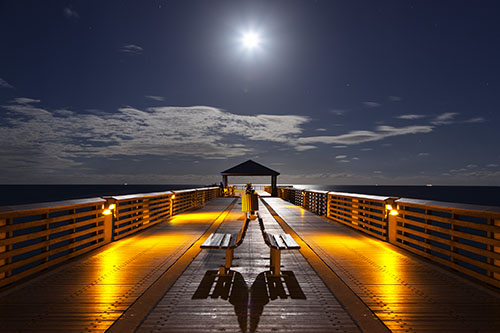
[103, 200, 116, 243]
[170, 194, 175, 217]
[385, 201, 398, 243]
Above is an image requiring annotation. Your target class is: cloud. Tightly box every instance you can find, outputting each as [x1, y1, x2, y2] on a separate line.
[333, 145, 347, 148]
[360, 148, 373, 151]
[330, 109, 347, 116]
[431, 112, 459, 125]
[12, 97, 40, 104]
[120, 44, 143, 55]
[63, 7, 79, 19]
[145, 95, 165, 101]
[397, 114, 426, 120]
[362, 101, 381, 108]
[418, 152, 429, 156]
[464, 117, 485, 123]
[0, 103, 311, 173]
[0, 78, 14, 88]
[295, 145, 317, 151]
[335, 155, 347, 159]
[487, 164, 498, 168]
[389, 96, 402, 101]
[315, 128, 327, 131]
[467, 164, 478, 168]
[297, 125, 433, 146]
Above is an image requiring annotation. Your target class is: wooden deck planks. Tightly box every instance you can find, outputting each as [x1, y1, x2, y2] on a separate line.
[0, 198, 234, 332]
[137, 198, 361, 332]
[263, 197, 500, 332]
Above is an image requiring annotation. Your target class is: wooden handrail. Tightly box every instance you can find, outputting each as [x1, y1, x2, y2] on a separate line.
[271, 185, 500, 289]
[0, 186, 221, 289]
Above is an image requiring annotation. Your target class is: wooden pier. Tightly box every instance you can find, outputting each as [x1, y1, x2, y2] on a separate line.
[1, 192, 500, 332]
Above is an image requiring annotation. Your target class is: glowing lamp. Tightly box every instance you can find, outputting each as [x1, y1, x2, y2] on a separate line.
[385, 204, 393, 211]
[390, 210, 399, 216]
[108, 204, 116, 210]
[171, 195, 176, 199]
[103, 209, 112, 216]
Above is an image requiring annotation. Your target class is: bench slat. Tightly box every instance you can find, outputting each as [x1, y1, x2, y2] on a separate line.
[281, 233, 300, 249]
[211, 233, 225, 247]
[273, 234, 287, 249]
[265, 232, 278, 249]
[229, 234, 237, 248]
[201, 234, 215, 248]
[220, 234, 231, 248]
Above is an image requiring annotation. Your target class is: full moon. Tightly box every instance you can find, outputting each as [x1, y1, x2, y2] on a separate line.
[241, 32, 260, 49]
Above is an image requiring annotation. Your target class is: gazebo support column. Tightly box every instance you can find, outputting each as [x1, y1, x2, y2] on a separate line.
[222, 175, 228, 188]
[271, 175, 277, 197]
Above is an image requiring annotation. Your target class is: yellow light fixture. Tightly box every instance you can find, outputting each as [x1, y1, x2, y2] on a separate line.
[108, 204, 116, 210]
[171, 194, 176, 199]
[103, 209, 112, 216]
[385, 204, 393, 211]
[390, 210, 399, 216]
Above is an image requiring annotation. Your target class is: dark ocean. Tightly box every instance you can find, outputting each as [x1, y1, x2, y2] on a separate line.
[0, 184, 499, 208]
[292, 185, 500, 207]
[0, 184, 205, 206]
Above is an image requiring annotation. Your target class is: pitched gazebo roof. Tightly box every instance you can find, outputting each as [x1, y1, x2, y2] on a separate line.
[220, 160, 280, 176]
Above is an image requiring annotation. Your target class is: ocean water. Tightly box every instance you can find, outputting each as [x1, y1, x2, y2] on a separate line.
[292, 185, 500, 207]
[1, 184, 499, 208]
[0, 184, 205, 206]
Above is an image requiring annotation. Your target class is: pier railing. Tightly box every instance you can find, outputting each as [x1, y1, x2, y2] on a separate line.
[0, 186, 220, 288]
[268, 186, 500, 288]
[393, 198, 500, 288]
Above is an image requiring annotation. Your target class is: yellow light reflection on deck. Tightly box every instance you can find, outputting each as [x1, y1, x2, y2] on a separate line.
[95, 247, 122, 312]
[169, 212, 237, 225]
[308, 233, 403, 308]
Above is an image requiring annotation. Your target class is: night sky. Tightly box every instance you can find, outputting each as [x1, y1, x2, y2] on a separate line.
[1, 1, 499, 185]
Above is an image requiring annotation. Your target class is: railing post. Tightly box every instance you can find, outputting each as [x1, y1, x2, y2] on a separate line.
[386, 199, 397, 243]
[143, 198, 151, 225]
[351, 198, 359, 226]
[0, 218, 6, 279]
[103, 198, 116, 243]
[170, 193, 175, 217]
[326, 192, 331, 218]
[493, 218, 500, 280]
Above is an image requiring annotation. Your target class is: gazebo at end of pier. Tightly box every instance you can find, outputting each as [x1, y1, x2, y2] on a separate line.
[220, 159, 280, 196]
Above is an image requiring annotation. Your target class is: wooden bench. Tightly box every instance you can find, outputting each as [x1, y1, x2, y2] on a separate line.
[200, 212, 250, 275]
[257, 212, 300, 276]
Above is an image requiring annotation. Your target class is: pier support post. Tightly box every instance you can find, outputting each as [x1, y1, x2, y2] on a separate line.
[271, 175, 277, 197]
